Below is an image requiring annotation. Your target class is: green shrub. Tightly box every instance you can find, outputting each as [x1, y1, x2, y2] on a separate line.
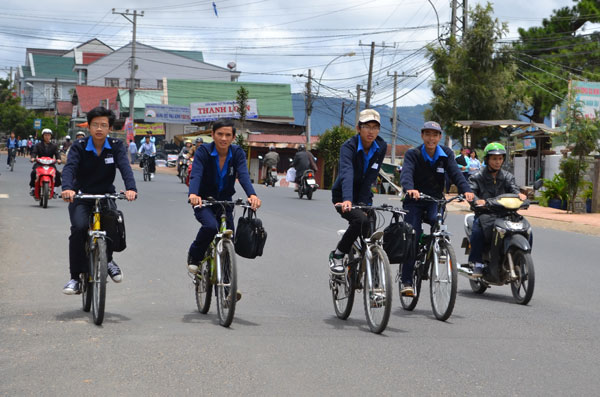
[541, 174, 568, 203]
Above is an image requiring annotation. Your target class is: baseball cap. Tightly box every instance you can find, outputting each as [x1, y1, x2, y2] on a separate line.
[421, 121, 443, 134]
[358, 109, 380, 124]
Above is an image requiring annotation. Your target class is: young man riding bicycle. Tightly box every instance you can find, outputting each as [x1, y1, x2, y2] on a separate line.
[187, 119, 261, 297]
[329, 109, 387, 275]
[61, 106, 137, 294]
[399, 121, 474, 296]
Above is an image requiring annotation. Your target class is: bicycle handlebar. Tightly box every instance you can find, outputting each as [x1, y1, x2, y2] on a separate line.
[190, 197, 254, 210]
[335, 203, 406, 215]
[415, 192, 464, 204]
[74, 192, 127, 200]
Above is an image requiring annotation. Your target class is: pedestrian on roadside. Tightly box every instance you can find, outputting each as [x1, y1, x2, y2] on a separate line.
[455, 146, 470, 182]
[468, 149, 481, 176]
[128, 139, 137, 164]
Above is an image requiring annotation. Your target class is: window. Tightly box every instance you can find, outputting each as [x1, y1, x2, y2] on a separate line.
[157, 80, 163, 90]
[125, 79, 141, 89]
[105, 78, 119, 87]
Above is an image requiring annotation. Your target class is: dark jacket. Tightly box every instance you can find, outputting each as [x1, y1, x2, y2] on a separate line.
[293, 150, 317, 175]
[331, 135, 387, 205]
[401, 144, 471, 199]
[31, 141, 60, 161]
[468, 167, 520, 201]
[188, 142, 256, 200]
[62, 137, 136, 194]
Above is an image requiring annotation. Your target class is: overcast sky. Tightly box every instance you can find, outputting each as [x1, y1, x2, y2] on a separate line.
[0, 0, 585, 106]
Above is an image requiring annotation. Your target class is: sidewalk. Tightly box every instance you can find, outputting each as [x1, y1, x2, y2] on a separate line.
[447, 197, 600, 236]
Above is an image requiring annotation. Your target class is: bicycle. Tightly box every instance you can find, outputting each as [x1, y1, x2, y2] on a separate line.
[329, 204, 403, 334]
[76, 192, 127, 325]
[192, 198, 251, 327]
[8, 148, 16, 171]
[141, 154, 153, 182]
[398, 193, 463, 321]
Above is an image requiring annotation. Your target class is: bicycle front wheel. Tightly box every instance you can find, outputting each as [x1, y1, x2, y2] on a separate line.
[91, 239, 108, 325]
[195, 258, 213, 314]
[399, 265, 422, 311]
[331, 245, 359, 320]
[429, 240, 457, 321]
[363, 246, 392, 334]
[216, 240, 237, 327]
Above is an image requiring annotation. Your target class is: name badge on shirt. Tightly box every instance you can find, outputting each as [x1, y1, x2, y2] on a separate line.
[371, 163, 379, 169]
[105, 156, 114, 164]
[436, 167, 445, 173]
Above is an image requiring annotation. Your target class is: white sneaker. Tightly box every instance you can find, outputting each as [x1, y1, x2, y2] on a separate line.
[150, 173, 155, 179]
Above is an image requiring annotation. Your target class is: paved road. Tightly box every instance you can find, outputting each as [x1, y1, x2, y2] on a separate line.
[1, 156, 599, 396]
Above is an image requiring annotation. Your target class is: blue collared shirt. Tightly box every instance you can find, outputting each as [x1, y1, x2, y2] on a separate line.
[7, 138, 18, 149]
[85, 137, 112, 157]
[357, 138, 380, 174]
[211, 146, 232, 192]
[421, 144, 447, 165]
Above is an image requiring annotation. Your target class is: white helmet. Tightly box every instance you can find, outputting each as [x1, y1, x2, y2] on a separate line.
[76, 131, 85, 138]
[65, 135, 71, 140]
[41, 128, 53, 136]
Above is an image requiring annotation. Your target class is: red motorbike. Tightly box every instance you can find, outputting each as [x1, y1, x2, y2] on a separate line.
[34, 157, 57, 208]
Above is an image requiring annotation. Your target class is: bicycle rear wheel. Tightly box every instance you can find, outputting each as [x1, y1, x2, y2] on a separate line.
[331, 245, 359, 320]
[216, 240, 237, 327]
[81, 246, 93, 312]
[363, 246, 392, 334]
[10, 155, 14, 171]
[399, 266, 422, 311]
[91, 239, 108, 325]
[195, 258, 213, 314]
[430, 240, 457, 321]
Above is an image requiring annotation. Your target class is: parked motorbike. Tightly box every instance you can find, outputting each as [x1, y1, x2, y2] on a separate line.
[178, 154, 190, 184]
[297, 169, 318, 200]
[33, 157, 57, 208]
[459, 193, 538, 305]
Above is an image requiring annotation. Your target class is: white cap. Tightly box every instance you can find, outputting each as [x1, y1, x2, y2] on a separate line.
[358, 109, 380, 124]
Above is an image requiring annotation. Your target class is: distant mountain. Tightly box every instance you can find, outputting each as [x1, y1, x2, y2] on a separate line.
[291, 93, 427, 146]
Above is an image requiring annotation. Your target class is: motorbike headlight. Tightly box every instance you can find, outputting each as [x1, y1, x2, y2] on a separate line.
[506, 221, 524, 231]
[495, 226, 506, 238]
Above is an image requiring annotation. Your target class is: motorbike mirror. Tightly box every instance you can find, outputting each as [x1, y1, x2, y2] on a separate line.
[533, 179, 544, 191]
[258, 155, 263, 160]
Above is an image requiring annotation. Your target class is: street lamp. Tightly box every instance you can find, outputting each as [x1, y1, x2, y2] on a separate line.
[315, 52, 356, 97]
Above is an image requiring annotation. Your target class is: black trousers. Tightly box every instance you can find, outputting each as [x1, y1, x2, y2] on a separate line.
[68, 199, 114, 279]
[335, 207, 373, 254]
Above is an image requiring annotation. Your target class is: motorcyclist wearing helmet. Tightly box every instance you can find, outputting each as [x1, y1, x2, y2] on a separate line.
[62, 135, 72, 153]
[195, 137, 204, 148]
[29, 128, 62, 195]
[292, 143, 318, 191]
[178, 140, 193, 173]
[468, 142, 527, 277]
[262, 145, 280, 180]
[399, 121, 474, 296]
[75, 131, 86, 140]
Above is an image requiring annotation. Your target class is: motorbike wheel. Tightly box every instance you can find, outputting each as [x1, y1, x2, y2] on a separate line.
[41, 181, 49, 208]
[510, 250, 535, 305]
[429, 241, 457, 321]
[469, 279, 488, 294]
[306, 188, 313, 200]
[297, 186, 303, 199]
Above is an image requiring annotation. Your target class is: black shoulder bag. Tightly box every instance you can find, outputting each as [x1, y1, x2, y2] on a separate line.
[383, 213, 415, 264]
[234, 208, 267, 259]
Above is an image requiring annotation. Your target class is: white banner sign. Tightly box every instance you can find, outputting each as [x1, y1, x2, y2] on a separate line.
[190, 99, 258, 122]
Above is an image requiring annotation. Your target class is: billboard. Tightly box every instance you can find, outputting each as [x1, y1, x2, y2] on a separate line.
[571, 80, 600, 119]
[190, 99, 258, 122]
[134, 122, 165, 136]
[144, 104, 191, 124]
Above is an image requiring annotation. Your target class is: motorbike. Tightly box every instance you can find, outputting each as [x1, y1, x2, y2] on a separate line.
[33, 157, 58, 208]
[178, 154, 190, 184]
[459, 193, 538, 305]
[297, 169, 318, 200]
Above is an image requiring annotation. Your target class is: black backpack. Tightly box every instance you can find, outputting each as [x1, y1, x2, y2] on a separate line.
[100, 199, 127, 253]
[234, 208, 267, 259]
[383, 214, 415, 264]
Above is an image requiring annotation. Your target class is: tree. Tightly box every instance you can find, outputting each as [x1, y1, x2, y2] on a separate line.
[0, 78, 34, 136]
[513, 0, 600, 123]
[561, 95, 600, 212]
[236, 86, 249, 131]
[425, 2, 526, 148]
[316, 125, 355, 188]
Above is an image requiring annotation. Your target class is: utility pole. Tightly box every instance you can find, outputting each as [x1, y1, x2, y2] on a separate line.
[450, 0, 468, 42]
[355, 84, 361, 126]
[113, 8, 144, 120]
[54, 77, 58, 127]
[450, 0, 458, 40]
[305, 69, 312, 147]
[340, 102, 345, 126]
[359, 41, 395, 108]
[388, 71, 418, 163]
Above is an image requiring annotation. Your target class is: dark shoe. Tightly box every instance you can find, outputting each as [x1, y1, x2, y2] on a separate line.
[63, 279, 81, 295]
[400, 283, 414, 297]
[107, 261, 123, 283]
[472, 263, 484, 278]
[187, 253, 199, 274]
[329, 251, 345, 275]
